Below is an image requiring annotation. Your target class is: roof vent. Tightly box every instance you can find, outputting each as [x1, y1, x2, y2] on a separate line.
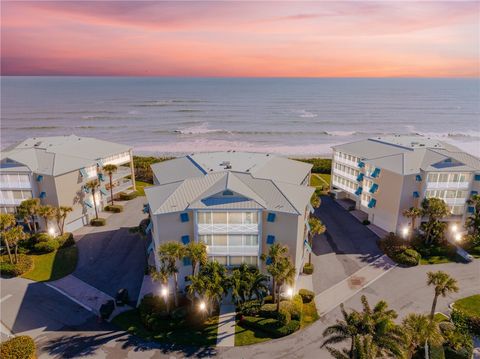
[34, 141, 42, 147]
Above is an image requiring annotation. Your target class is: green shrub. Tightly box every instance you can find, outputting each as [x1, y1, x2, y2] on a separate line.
[259, 303, 277, 318]
[451, 308, 480, 336]
[298, 289, 315, 303]
[90, 218, 106, 226]
[238, 300, 262, 316]
[119, 191, 138, 201]
[263, 295, 273, 304]
[297, 158, 332, 174]
[56, 232, 75, 248]
[0, 255, 33, 277]
[33, 239, 59, 253]
[394, 249, 421, 266]
[303, 263, 314, 274]
[105, 204, 124, 213]
[277, 309, 291, 326]
[241, 316, 300, 338]
[33, 232, 53, 243]
[0, 335, 36, 359]
[171, 307, 188, 320]
[277, 320, 300, 336]
[138, 294, 167, 317]
[362, 219, 371, 225]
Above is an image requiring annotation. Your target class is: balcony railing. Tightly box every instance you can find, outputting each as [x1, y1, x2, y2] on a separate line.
[425, 181, 470, 190]
[334, 155, 359, 168]
[0, 198, 27, 206]
[0, 181, 32, 190]
[103, 154, 131, 166]
[332, 168, 358, 182]
[332, 179, 357, 195]
[197, 223, 259, 235]
[207, 245, 259, 256]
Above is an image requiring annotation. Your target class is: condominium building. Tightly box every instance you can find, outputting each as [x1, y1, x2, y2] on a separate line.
[0, 135, 136, 232]
[145, 152, 314, 290]
[331, 135, 480, 234]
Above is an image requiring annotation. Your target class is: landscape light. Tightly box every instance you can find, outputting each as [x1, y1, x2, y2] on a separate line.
[455, 233, 462, 242]
[450, 224, 458, 233]
[161, 287, 168, 297]
[48, 227, 56, 236]
[286, 287, 293, 298]
[402, 227, 409, 238]
[199, 301, 206, 311]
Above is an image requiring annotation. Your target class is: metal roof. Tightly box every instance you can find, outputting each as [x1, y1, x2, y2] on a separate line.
[1, 135, 131, 176]
[334, 135, 479, 175]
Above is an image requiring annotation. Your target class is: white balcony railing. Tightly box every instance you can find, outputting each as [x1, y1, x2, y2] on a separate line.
[440, 197, 467, 206]
[334, 155, 359, 169]
[0, 181, 32, 190]
[197, 223, 259, 235]
[103, 154, 131, 166]
[332, 168, 358, 182]
[332, 180, 357, 195]
[207, 245, 259, 256]
[425, 181, 470, 190]
[0, 198, 26, 206]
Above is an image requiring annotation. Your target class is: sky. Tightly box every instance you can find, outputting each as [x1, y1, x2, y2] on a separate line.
[1, 1, 479, 77]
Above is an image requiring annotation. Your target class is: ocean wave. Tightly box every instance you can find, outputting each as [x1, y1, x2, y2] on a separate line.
[17, 126, 61, 130]
[132, 99, 207, 107]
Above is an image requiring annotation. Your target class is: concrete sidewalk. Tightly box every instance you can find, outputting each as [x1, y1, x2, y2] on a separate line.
[47, 275, 132, 320]
[216, 304, 236, 347]
[315, 255, 396, 316]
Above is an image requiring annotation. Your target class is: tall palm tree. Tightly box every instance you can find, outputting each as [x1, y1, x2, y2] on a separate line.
[102, 164, 118, 205]
[326, 335, 381, 359]
[322, 303, 364, 358]
[421, 198, 449, 244]
[16, 205, 33, 233]
[85, 179, 100, 220]
[3, 225, 27, 263]
[37, 205, 56, 232]
[194, 260, 229, 315]
[402, 313, 444, 359]
[402, 207, 422, 237]
[185, 241, 207, 277]
[230, 263, 268, 304]
[308, 217, 326, 264]
[427, 271, 459, 319]
[157, 241, 185, 307]
[54, 206, 73, 235]
[466, 194, 480, 238]
[273, 257, 295, 311]
[151, 264, 172, 313]
[0, 213, 17, 264]
[261, 243, 291, 305]
[18, 198, 40, 233]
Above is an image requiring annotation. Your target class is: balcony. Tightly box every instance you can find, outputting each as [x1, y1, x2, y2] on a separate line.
[197, 223, 259, 235]
[207, 245, 259, 256]
[332, 179, 356, 195]
[102, 153, 131, 166]
[334, 155, 359, 168]
[0, 181, 32, 190]
[426, 181, 470, 190]
[0, 198, 25, 206]
[332, 168, 358, 182]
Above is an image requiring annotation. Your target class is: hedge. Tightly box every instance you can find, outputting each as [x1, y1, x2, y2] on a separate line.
[90, 218, 106, 226]
[451, 308, 480, 336]
[56, 232, 75, 248]
[241, 316, 300, 338]
[298, 289, 315, 303]
[303, 263, 314, 275]
[105, 204, 124, 213]
[33, 239, 59, 253]
[0, 335, 36, 359]
[378, 233, 420, 266]
[0, 255, 33, 277]
[119, 191, 138, 201]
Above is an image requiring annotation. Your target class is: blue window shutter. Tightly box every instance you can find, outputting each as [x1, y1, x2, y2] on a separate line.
[467, 206, 474, 214]
[79, 168, 88, 177]
[180, 213, 189, 222]
[98, 173, 105, 182]
[267, 213, 276, 222]
[39, 191, 46, 199]
[358, 161, 365, 168]
[145, 222, 152, 234]
[83, 186, 90, 193]
[471, 191, 478, 196]
[475, 174, 480, 181]
[355, 187, 363, 196]
[369, 184, 378, 193]
[267, 235, 276, 245]
[84, 200, 93, 208]
[265, 257, 272, 265]
[415, 175, 422, 182]
[36, 175, 43, 182]
[371, 168, 381, 178]
[183, 257, 191, 266]
[143, 204, 150, 214]
[356, 173, 364, 182]
[181, 235, 190, 244]
[413, 191, 419, 198]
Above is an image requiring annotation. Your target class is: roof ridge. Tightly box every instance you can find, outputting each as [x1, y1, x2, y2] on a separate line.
[268, 180, 301, 215]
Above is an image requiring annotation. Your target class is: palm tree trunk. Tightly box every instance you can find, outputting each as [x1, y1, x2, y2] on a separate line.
[425, 340, 430, 359]
[14, 245, 18, 264]
[26, 220, 32, 233]
[173, 272, 179, 307]
[60, 217, 65, 235]
[276, 284, 281, 312]
[31, 215, 37, 233]
[271, 277, 276, 304]
[191, 260, 196, 277]
[109, 174, 114, 205]
[350, 336, 355, 359]
[92, 189, 99, 219]
[4, 239, 13, 264]
[430, 293, 438, 319]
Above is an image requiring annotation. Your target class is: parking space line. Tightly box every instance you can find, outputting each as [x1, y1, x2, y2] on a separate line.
[45, 283, 95, 314]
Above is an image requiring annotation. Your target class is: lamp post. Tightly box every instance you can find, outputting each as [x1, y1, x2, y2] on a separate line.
[402, 226, 409, 239]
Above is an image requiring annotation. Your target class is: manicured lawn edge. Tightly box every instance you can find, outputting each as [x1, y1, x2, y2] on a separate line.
[22, 245, 78, 282]
[135, 180, 152, 196]
[453, 295, 480, 318]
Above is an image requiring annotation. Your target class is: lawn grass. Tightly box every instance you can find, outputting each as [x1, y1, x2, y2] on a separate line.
[235, 322, 272, 346]
[419, 256, 455, 265]
[310, 174, 330, 188]
[454, 295, 480, 318]
[112, 309, 219, 346]
[434, 312, 449, 323]
[317, 173, 331, 185]
[22, 246, 78, 282]
[135, 180, 152, 196]
[300, 301, 319, 328]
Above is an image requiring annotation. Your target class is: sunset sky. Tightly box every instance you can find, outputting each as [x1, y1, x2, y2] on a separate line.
[1, 1, 479, 77]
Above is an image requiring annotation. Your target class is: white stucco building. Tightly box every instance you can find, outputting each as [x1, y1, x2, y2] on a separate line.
[331, 135, 480, 234]
[145, 152, 314, 290]
[0, 135, 136, 232]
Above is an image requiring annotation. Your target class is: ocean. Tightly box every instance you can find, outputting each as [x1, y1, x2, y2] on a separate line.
[1, 77, 479, 157]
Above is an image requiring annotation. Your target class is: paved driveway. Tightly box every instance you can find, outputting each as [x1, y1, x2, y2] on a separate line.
[311, 195, 383, 293]
[73, 197, 148, 302]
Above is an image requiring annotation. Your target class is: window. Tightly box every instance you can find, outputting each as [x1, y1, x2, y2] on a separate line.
[212, 256, 227, 265]
[228, 235, 243, 246]
[214, 235, 228, 246]
[199, 235, 213, 246]
[198, 212, 212, 224]
[244, 212, 258, 224]
[228, 212, 243, 224]
[229, 256, 243, 266]
[183, 257, 191, 266]
[212, 212, 228, 223]
[267, 235, 276, 245]
[181, 235, 190, 244]
[243, 256, 258, 266]
[267, 213, 276, 222]
[475, 174, 480, 181]
[223, 190, 233, 196]
[180, 212, 189, 222]
[439, 174, 449, 183]
[244, 235, 259, 246]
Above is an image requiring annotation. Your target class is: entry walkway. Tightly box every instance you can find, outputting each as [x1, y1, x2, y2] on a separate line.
[315, 255, 396, 315]
[216, 304, 236, 347]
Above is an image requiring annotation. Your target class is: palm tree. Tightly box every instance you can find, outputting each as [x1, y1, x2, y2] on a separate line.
[85, 179, 100, 220]
[308, 217, 326, 264]
[157, 241, 186, 307]
[322, 303, 364, 358]
[102, 164, 118, 205]
[17, 198, 40, 233]
[262, 243, 296, 311]
[466, 194, 480, 238]
[54, 206, 73, 235]
[151, 264, 172, 313]
[402, 313, 444, 359]
[0, 213, 16, 264]
[37, 205, 56, 232]
[427, 271, 459, 319]
[16, 205, 33, 233]
[421, 198, 450, 244]
[3, 225, 27, 263]
[230, 263, 268, 304]
[185, 241, 207, 277]
[402, 207, 422, 237]
[311, 193, 321, 209]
